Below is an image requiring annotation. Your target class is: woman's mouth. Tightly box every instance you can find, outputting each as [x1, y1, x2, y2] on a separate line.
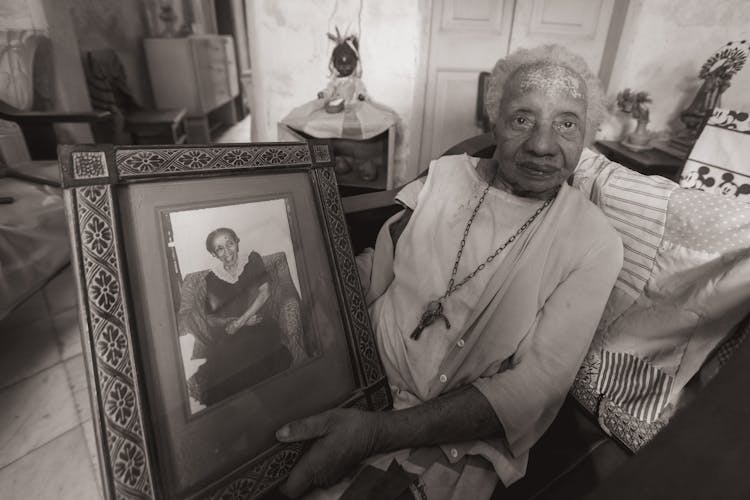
[518, 162, 557, 178]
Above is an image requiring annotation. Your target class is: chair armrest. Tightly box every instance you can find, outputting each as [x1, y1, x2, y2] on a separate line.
[442, 132, 496, 157]
[343, 189, 403, 254]
[0, 101, 115, 160]
[0, 107, 112, 124]
[342, 188, 399, 214]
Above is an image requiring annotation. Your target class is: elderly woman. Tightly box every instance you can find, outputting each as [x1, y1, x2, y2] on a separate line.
[194, 227, 292, 406]
[276, 45, 623, 499]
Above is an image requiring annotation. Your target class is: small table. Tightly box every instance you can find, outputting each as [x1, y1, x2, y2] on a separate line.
[595, 140, 685, 181]
[126, 108, 188, 145]
[278, 99, 398, 192]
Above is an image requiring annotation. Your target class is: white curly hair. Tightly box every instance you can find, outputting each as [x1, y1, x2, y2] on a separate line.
[484, 44, 607, 145]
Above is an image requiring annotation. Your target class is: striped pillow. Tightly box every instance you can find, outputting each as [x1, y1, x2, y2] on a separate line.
[595, 169, 674, 299]
[572, 150, 750, 451]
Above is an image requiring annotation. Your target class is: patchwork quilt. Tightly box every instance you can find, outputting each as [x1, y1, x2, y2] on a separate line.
[571, 148, 750, 451]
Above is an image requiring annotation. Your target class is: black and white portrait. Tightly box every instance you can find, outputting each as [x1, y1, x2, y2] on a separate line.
[165, 198, 315, 414]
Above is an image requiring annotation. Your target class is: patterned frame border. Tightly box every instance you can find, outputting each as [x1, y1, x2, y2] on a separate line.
[60, 142, 391, 499]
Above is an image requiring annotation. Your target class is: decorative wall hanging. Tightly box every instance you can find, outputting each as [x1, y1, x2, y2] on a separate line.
[668, 39, 749, 157]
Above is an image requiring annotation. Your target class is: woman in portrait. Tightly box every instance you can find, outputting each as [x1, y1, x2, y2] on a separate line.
[193, 227, 293, 406]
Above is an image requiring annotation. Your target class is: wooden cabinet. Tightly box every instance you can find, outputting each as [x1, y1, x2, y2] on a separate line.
[278, 123, 397, 192]
[144, 35, 240, 143]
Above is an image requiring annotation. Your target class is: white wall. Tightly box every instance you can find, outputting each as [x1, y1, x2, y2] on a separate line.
[248, 1, 750, 168]
[602, 0, 750, 140]
[0, 0, 47, 31]
[247, 0, 424, 186]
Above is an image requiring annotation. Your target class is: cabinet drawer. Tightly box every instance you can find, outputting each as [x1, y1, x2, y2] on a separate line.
[211, 70, 228, 86]
[192, 39, 225, 66]
[209, 62, 228, 75]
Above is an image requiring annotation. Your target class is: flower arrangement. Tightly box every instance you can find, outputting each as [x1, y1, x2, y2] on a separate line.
[616, 88, 652, 148]
[616, 89, 652, 122]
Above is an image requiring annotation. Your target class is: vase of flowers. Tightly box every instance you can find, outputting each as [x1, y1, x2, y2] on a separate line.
[616, 89, 652, 150]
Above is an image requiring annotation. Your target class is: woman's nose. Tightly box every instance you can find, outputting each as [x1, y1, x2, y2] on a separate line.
[524, 125, 556, 156]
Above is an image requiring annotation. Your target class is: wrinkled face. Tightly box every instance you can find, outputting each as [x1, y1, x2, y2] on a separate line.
[493, 63, 587, 199]
[210, 231, 239, 267]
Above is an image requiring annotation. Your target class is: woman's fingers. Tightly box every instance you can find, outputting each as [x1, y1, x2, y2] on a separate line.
[276, 411, 331, 442]
[245, 314, 262, 326]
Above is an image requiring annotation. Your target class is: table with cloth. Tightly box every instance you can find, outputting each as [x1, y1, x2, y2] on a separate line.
[279, 97, 399, 188]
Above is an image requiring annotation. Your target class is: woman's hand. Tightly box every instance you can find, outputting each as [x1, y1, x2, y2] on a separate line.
[276, 408, 383, 498]
[226, 314, 261, 334]
[230, 282, 271, 333]
[225, 318, 244, 335]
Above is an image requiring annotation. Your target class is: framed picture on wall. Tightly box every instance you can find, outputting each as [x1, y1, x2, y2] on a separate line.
[59, 142, 391, 500]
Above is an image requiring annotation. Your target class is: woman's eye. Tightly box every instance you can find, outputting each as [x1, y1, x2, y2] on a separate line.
[556, 120, 578, 131]
[511, 116, 531, 128]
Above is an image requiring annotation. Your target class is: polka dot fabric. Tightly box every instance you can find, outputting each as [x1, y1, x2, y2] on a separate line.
[665, 188, 750, 254]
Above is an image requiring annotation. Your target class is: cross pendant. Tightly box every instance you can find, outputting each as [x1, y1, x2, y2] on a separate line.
[410, 300, 451, 340]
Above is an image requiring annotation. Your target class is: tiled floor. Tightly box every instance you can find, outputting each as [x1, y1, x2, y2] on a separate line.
[0, 265, 103, 499]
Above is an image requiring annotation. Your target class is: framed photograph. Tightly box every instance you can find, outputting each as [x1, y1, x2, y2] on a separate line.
[59, 142, 392, 499]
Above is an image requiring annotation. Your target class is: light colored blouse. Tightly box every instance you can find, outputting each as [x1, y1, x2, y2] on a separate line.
[365, 154, 623, 488]
[371, 156, 544, 400]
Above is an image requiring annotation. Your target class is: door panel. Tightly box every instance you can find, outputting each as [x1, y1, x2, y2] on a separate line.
[509, 0, 616, 74]
[430, 71, 484, 160]
[417, 0, 515, 173]
[441, 0, 507, 32]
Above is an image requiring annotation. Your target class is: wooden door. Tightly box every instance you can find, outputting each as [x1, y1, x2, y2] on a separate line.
[507, 0, 620, 84]
[416, 0, 515, 175]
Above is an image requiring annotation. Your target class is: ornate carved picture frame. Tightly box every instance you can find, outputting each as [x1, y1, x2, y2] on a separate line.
[58, 142, 391, 499]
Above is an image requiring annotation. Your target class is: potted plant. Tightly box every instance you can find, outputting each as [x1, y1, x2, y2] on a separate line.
[616, 88, 652, 150]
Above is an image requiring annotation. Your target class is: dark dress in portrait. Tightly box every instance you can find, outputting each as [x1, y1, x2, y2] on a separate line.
[197, 251, 292, 406]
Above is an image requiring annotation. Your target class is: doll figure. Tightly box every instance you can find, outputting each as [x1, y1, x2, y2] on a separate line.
[317, 28, 368, 113]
